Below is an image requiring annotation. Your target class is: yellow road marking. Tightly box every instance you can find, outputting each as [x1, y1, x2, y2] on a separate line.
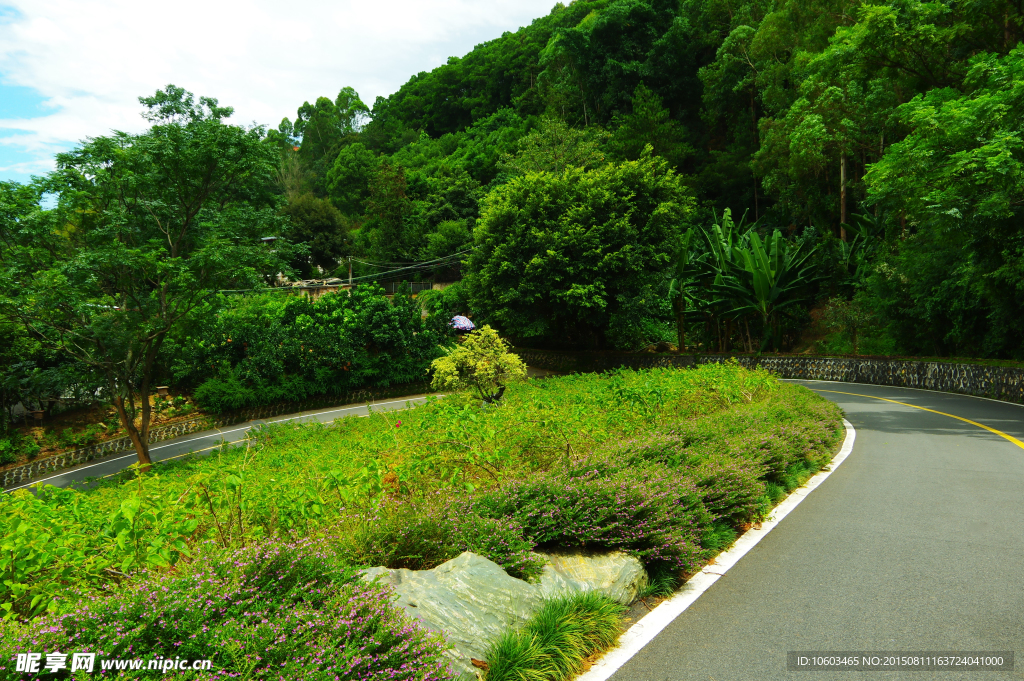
[813, 389, 1024, 451]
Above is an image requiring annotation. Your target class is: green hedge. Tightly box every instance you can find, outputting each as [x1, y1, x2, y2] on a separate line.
[172, 284, 443, 412]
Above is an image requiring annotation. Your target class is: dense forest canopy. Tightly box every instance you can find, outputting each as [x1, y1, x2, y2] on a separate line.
[259, 0, 1024, 357]
[4, 0, 1024, 390]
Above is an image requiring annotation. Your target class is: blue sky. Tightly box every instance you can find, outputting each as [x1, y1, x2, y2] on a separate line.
[0, 0, 560, 186]
[0, 84, 56, 183]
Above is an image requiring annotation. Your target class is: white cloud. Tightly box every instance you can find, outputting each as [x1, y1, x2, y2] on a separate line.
[0, 0, 558, 177]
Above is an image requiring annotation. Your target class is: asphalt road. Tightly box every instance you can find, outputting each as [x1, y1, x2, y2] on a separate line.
[608, 379, 1024, 681]
[6, 395, 432, 492]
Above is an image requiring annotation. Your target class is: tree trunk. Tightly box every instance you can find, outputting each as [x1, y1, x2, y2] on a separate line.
[751, 90, 760, 221]
[113, 395, 152, 470]
[840, 152, 847, 242]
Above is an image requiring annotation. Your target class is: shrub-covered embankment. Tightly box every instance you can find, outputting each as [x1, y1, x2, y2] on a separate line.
[0, 364, 843, 679]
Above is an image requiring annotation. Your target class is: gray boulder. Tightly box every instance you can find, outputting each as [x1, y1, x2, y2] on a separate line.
[537, 551, 648, 605]
[362, 552, 544, 678]
[361, 551, 647, 678]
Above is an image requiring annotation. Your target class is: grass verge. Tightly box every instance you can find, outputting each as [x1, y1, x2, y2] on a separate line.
[1, 363, 844, 679]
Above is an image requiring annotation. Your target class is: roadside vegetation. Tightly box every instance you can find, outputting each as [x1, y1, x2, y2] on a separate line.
[0, 362, 843, 678]
[5, 0, 1003, 676]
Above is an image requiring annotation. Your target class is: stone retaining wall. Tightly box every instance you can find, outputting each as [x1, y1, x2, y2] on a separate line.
[514, 348, 1024, 405]
[513, 348, 698, 373]
[2, 382, 430, 490]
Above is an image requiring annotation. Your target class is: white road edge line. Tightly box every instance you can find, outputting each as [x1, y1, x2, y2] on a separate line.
[5, 396, 430, 492]
[577, 417, 857, 681]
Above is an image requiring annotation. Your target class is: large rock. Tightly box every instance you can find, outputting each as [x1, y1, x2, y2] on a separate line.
[537, 551, 648, 605]
[362, 552, 544, 678]
[361, 551, 647, 678]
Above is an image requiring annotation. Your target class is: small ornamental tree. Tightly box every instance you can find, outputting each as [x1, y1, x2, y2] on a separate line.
[430, 325, 527, 403]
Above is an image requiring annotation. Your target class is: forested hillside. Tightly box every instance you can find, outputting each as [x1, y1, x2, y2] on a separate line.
[3, 0, 1024, 445]
[268, 0, 1024, 358]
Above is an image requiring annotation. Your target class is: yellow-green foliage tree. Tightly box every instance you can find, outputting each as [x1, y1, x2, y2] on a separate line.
[430, 326, 527, 403]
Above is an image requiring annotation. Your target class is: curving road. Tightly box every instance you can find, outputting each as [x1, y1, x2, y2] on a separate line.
[6, 395, 432, 492]
[602, 380, 1024, 681]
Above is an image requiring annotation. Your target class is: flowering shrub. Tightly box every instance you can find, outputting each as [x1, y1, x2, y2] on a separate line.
[0, 536, 453, 680]
[343, 496, 543, 580]
[599, 383, 843, 522]
[611, 385, 841, 479]
[470, 461, 710, 573]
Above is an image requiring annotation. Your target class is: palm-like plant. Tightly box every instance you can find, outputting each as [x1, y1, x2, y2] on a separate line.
[667, 228, 705, 350]
[837, 211, 885, 287]
[711, 229, 820, 352]
[668, 209, 821, 353]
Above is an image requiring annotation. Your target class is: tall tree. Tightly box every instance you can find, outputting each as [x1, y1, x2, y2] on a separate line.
[361, 161, 416, 262]
[863, 46, 1024, 357]
[498, 117, 609, 175]
[608, 83, 691, 166]
[280, 193, 351, 277]
[0, 86, 290, 468]
[290, 87, 370, 195]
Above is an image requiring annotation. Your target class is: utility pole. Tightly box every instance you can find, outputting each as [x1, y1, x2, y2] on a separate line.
[348, 256, 352, 289]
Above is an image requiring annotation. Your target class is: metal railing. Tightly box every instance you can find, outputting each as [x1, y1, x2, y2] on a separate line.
[381, 281, 434, 294]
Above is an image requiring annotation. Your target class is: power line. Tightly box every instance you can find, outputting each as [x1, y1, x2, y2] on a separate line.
[345, 250, 471, 283]
[217, 248, 472, 293]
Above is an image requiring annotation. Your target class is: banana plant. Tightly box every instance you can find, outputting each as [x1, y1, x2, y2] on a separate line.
[667, 228, 705, 351]
[711, 229, 820, 352]
[696, 209, 762, 351]
[702, 208, 754, 273]
[836, 211, 885, 286]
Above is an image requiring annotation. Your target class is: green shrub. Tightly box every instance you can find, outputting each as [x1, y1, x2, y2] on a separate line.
[0, 439, 14, 465]
[0, 433, 40, 464]
[0, 481, 198, 620]
[0, 536, 453, 680]
[484, 592, 625, 681]
[175, 284, 442, 413]
[55, 424, 103, 449]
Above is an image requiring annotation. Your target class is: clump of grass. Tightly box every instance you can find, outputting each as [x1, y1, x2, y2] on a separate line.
[340, 496, 544, 580]
[700, 520, 739, 556]
[637, 564, 679, 600]
[470, 460, 709, 574]
[484, 592, 626, 681]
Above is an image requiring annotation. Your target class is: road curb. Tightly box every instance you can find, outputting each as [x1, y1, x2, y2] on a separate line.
[578, 418, 857, 681]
